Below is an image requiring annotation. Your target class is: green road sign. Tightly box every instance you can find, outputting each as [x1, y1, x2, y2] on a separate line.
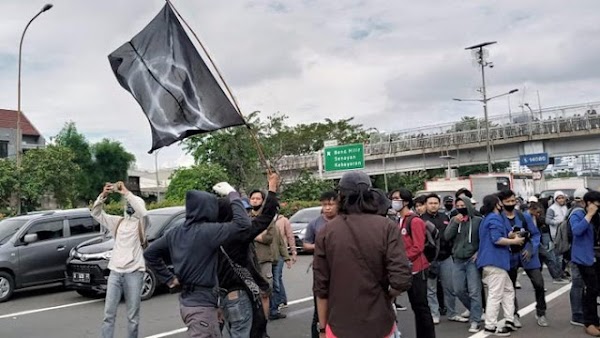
[324, 143, 365, 172]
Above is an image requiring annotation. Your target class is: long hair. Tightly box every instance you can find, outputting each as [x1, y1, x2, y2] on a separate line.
[480, 194, 500, 216]
[338, 188, 379, 215]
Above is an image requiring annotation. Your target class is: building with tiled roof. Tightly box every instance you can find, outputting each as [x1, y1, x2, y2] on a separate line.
[0, 109, 45, 158]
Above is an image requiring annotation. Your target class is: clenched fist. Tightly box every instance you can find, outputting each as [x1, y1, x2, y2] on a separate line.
[213, 182, 236, 196]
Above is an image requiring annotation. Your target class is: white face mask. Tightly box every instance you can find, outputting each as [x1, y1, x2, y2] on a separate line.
[391, 200, 403, 211]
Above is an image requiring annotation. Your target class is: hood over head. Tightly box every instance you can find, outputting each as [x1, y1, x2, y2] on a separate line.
[554, 190, 566, 200]
[185, 190, 218, 225]
[460, 196, 477, 217]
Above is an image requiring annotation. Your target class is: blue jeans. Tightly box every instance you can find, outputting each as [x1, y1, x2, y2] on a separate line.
[102, 270, 143, 338]
[221, 290, 253, 338]
[540, 233, 563, 279]
[570, 262, 584, 323]
[427, 256, 458, 318]
[270, 258, 287, 315]
[453, 258, 483, 324]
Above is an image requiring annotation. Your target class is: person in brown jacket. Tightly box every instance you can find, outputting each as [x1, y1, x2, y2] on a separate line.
[313, 171, 412, 338]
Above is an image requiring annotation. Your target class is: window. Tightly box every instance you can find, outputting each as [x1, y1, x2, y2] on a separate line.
[26, 220, 64, 241]
[0, 141, 7, 158]
[69, 217, 100, 236]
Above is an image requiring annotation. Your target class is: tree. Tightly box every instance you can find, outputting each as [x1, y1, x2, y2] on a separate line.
[54, 122, 95, 202]
[374, 171, 428, 194]
[281, 171, 335, 201]
[165, 163, 230, 201]
[91, 139, 136, 194]
[0, 159, 17, 209]
[20, 145, 80, 210]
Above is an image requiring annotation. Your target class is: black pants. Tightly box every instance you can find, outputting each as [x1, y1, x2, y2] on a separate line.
[311, 296, 319, 338]
[508, 267, 546, 316]
[577, 262, 600, 327]
[408, 270, 436, 338]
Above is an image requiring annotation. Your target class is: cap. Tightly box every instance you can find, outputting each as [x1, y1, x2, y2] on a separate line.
[574, 188, 588, 200]
[443, 196, 454, 203]
[338, 171, 372, 192]
[528, 196, 539, 203]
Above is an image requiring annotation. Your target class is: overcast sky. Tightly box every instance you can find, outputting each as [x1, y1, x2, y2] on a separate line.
[1, 0, 599, 171]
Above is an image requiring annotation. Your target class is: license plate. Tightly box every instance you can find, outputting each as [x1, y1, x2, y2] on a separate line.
[72, 272, 90, 283]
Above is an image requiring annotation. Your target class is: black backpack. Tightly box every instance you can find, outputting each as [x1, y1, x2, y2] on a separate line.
[405, 214, 440, 262]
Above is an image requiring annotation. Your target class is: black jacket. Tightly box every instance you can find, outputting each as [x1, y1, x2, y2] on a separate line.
[144, 190, 252, 307]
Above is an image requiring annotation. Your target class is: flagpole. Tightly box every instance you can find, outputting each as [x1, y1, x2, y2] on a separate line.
[165, 0, 272, 173]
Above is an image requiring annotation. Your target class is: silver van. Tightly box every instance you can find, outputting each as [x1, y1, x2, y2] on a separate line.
[0, 208, 101, 302]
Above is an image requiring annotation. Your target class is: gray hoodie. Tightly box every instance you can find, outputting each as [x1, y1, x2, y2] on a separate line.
[444, 197, 482, 260]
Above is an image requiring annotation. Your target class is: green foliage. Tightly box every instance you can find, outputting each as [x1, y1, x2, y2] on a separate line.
[281, 171, 335, 201]
[91, 139, 136, 192]
[457, 161, 511, 176]
[101, 198, 185, 216]
[165, 163, 230, 201]
[20, 145, 81, 210]
[54, 122, 95, 201]
[0, 159, 17, 209]
[279, 200, 322, 218]
[546, 172, 578, 178]
[374, 171, 429, 193]
[183, 112, 367, 191]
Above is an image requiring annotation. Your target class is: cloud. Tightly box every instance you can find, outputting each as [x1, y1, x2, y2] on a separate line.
[0, 0, 599, 171]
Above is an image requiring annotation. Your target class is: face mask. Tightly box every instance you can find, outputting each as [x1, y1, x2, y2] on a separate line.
[252, 205, 262, 211]
[444, 203, 454, 211]
[457, 208, 468, 216]
[391, 201, 403, 211]
[126, 204, 134, 216]
[504, 204, 516, 212]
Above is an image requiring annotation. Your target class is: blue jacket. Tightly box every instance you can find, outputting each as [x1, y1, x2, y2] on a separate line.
[505, 211, 541, 270]
[571, 209, 594, 266]
[477, 213, 512, 271]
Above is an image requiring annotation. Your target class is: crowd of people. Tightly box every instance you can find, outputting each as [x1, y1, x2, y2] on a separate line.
[89, 171, 600, 338]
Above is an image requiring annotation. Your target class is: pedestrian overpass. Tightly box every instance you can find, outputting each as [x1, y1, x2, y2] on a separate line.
[276, 102, 600, 180]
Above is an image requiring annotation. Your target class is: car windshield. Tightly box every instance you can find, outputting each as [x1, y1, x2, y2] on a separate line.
[145, 214, 175, 239]
[0, 218, 28, 245]
[289, 208, 322, 224]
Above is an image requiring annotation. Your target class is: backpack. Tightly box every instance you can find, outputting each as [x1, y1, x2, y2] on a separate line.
[405, 214, 440, 262]
[554, 207, 583, 255]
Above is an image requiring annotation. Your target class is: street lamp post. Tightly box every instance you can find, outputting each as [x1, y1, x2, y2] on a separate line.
[16, 3, 53, 215]
[454, 41, 518, 173]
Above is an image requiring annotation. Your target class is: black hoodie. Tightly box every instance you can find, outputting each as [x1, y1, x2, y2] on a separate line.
[144, 190, 252, 307]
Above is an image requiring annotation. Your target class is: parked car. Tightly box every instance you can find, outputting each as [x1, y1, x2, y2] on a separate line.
[65, 206, 184, 301]
[289, 206, 322, 254]
[0, 208, 103, 302]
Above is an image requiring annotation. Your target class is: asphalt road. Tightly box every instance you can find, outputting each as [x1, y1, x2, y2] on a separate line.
[0, 255, 590, 338]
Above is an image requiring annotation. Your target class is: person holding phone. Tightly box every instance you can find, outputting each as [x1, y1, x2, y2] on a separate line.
[444, 196, 483, 333]
[91, 182, 148, 338]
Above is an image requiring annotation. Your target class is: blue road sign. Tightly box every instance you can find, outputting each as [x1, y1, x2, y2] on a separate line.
[519, 152, 549, 166]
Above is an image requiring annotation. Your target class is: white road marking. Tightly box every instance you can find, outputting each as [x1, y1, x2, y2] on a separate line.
[467, 283, 572, 338]
[0, 299, 103, 320]
[144, 296, 314, 338]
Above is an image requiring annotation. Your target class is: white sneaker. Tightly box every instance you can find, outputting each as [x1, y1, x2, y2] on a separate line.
[433, 317, 440, 324]
[449, 315, 470, 323]
[469, 322, 481, 333]
[513, 315, 523, 328]
[461, 310, 471, 318]
[515, 281, 522, 289]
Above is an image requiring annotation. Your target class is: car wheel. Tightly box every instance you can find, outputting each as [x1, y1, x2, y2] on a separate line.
[76, 289, 102, 298]
[0, 271, 15, 303]
[140, 270, 156, 301]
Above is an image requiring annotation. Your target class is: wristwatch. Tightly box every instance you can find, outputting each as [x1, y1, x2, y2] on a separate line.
[316, 323, 326, 333]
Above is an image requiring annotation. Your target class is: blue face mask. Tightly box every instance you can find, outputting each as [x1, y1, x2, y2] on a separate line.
[391, 200, 403, 211]
[126, 204, 134, 216]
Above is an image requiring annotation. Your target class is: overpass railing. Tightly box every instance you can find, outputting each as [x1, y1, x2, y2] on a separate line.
[276, 102, 600, 171]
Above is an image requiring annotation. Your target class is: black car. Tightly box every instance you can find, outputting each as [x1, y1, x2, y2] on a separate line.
[65, 206, 185, 301]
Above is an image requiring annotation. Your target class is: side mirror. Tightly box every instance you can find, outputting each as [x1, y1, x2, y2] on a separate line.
[24, 234, 38, 244]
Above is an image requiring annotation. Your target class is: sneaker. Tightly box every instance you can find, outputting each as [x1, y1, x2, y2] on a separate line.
[505, 320, 520, 331]
[515, 281, 522, 289]
[585, 325, 600, 336]
[461, 310, 471, 318]
[448, 315, 469, 323]
[484, 326, 511, 337]
[268, 312, 287, 320]
[571, 320, 585, 327]
[553, 278, 569, 284]
[394, 303, 408, 311]
[536, 315, 549, 327]
[513, 315, 523, 328]
[469, 322, 481, 333]
[432, 317, 440, 324]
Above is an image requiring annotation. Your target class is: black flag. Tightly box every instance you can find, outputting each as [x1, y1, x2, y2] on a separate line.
[108, 4, 245, 153]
